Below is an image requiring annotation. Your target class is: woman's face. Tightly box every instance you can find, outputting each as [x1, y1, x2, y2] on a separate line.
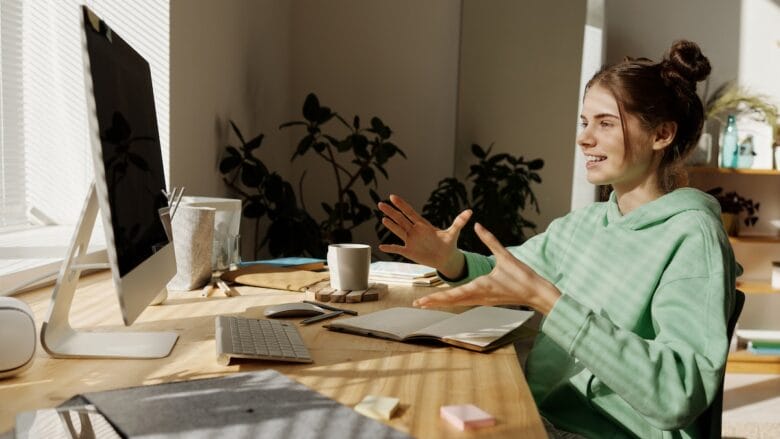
[577, 84, 658, 192]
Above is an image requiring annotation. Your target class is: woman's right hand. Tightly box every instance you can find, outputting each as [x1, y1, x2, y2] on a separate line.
[377, 194, 472, 279]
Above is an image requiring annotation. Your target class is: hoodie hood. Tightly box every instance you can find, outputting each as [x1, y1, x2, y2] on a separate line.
[605, 188, 721, 230]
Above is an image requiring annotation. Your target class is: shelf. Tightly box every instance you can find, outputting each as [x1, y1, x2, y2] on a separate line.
[688, 167, 780, 176]
[735, 281, 780, 294]
[727, 349, 780, 374]
[729, 235, 780, 244]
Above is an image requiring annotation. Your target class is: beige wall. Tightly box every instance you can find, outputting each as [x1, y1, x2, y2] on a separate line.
[287, 0, 461, 246]
[170, 0, 590, 256]
[457, 0, 587, 230]
[170, 0, 292, 257]
[170, 0, 293, 196]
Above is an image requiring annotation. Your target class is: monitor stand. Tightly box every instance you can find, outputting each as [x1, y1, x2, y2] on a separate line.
[40, 183, 178, 359]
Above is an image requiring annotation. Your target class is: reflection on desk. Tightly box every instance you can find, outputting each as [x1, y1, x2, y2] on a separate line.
[0, 270, 545, 438]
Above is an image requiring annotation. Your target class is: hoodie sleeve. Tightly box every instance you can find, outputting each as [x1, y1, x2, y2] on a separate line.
[540, 230, 736, 431]
[441, 215, 572, 286]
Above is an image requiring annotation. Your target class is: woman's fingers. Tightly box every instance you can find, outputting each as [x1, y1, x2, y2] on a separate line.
[378, 201, 413, 230]
[389, 194, 429, 226]
[448, 209, 473, 233]
[413, 283, 481, 308]
[474, 223, 512, 259]
[381, 217, 407, 240]
[378, 244, 408, 258]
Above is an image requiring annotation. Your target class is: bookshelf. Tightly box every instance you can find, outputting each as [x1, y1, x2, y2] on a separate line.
[688, 167, 780, 176]
[727, 350, 780, 374]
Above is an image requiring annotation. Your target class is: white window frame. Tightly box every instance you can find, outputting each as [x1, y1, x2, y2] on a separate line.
[0, 0, 169, 295]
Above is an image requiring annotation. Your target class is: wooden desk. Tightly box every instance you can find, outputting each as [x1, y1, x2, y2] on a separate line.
[0, 271, 545, 438]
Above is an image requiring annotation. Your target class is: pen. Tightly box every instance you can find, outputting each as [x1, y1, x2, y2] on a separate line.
[300, 311, 344, 325]
[303, 300, 358, 316]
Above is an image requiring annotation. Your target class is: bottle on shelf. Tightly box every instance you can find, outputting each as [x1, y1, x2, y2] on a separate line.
[737, 135, 755, 169]
[720, 114, 739, 168]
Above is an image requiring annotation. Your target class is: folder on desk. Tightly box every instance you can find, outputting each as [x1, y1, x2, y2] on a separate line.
[57, 370, 410, 438]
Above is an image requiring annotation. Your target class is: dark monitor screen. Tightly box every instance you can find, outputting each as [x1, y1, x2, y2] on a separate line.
[83, 9, 169, 277]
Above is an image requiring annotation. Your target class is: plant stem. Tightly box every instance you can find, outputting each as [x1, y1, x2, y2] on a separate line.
[324, 142, 345, 229]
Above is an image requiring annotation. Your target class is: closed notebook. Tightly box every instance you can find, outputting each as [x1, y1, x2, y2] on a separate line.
[325, 306, 534, 352]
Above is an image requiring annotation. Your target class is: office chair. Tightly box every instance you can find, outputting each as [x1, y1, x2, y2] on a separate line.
[702, 289, 746, 439]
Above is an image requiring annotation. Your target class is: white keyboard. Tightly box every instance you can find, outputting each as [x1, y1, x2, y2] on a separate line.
[215, 315, 313, 365]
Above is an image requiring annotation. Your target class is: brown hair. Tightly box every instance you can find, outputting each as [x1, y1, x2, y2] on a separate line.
[586, 40, 711, 192]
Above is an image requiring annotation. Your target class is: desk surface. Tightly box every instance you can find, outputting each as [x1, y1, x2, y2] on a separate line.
[0, 271, 545, 438]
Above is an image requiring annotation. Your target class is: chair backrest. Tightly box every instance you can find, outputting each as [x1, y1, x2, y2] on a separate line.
[702, 289, 746, 438]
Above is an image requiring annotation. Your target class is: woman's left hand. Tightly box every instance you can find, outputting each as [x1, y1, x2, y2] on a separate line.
[412, 223, 562, 315]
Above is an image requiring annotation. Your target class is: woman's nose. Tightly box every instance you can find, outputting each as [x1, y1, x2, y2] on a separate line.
[577, 126, 593, 148]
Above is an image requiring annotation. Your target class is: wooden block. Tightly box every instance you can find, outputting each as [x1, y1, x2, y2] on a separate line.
[330, 290, 348, 303]
[346, 289, 367, 303]
[361, 283, 386, 302]
[315, 287, 334, 302]
[355, 395, 400, 421]
[440, 404, 495, 431]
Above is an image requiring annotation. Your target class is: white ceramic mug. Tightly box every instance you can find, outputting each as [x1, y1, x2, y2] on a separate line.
[327, 243, 371, 291]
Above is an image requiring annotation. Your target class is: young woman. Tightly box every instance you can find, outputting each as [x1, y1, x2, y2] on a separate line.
[377, 40, 739, 438]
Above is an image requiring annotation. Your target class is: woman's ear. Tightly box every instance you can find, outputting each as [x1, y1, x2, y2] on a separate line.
[652, 121, 677, 151]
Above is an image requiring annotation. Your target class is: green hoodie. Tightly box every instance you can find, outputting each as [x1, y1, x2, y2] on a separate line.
[450, 188, 739, 438]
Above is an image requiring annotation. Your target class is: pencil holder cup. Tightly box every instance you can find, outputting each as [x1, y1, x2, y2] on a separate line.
[167, 206, 215, 291]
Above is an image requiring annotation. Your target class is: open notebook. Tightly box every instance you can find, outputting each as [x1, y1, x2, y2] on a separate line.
[325, 306, 534, 352]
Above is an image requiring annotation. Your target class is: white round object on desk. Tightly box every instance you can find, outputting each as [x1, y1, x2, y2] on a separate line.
[0, 297, 36, 378]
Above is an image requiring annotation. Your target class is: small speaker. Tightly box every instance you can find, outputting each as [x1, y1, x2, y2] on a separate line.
[0, 297, 36, 378]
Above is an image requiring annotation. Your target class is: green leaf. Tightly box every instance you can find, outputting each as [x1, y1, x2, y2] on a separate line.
[279, 121, 307, 129]
[374, 163, 388, 179]
[386, 142, 406, 159]
[229, 120, 246, 145]
[352, 135, 369, 158]
[266, 174, 283, 202]
[313, 142, 328, 153]
[244, 133, 264, 151]
[360, 167, 375, 185]
[471, 144, 486, 159]
[370, 117, 392, 139]
[316, 107, 334, 124]
[528, 158, 545, 170]
[353, 115, 360, 129]
[369, 189, 381, 203]
[219, 156, 241, 174]
[323, 134, 341, 147]
[243, 201, 266, 218]
[321, 202, 333, 215]
[294, 135, 314, 159]
[303, 93, 320, 122]
[241, 162, 262, 187]
[226, 146, 241, 157]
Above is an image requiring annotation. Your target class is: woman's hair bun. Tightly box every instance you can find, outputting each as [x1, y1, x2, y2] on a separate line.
[662, 40, 711, 85]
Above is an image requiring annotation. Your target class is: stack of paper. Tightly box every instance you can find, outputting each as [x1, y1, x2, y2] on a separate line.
[369, 261, 442, 286]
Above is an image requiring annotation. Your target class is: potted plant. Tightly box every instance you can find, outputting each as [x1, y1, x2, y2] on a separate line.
[706, 187, 760, 236]
[279, 93, 405, 246]
[219, 93, 406, 258]
[422, 143, 543, 255]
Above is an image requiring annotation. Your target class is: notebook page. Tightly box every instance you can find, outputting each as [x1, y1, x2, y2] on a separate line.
[327, 307, 454, 340]
[413, 306, 534, 348]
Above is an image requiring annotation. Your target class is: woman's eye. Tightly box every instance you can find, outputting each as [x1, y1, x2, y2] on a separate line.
[579, 122, 588, 128]
[600, 121, 613, 128]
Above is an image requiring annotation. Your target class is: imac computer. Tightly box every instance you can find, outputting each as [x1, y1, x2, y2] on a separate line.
[40, 6, 178, 359]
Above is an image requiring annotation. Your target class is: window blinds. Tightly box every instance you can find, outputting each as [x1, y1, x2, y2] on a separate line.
[0, 0, 168, 228]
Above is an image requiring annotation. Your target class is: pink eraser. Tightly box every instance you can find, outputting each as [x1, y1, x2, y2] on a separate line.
[440, 404, 496, 431]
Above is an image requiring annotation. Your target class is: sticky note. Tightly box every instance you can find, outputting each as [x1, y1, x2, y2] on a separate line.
[354, 395, 400, 421]
[440, 404, 496, 431]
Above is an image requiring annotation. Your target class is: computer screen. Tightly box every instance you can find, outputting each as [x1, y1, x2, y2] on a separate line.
[83, 9, 169, 277]
[41, 7, 178, 359]
[82, 5, 176, 329]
